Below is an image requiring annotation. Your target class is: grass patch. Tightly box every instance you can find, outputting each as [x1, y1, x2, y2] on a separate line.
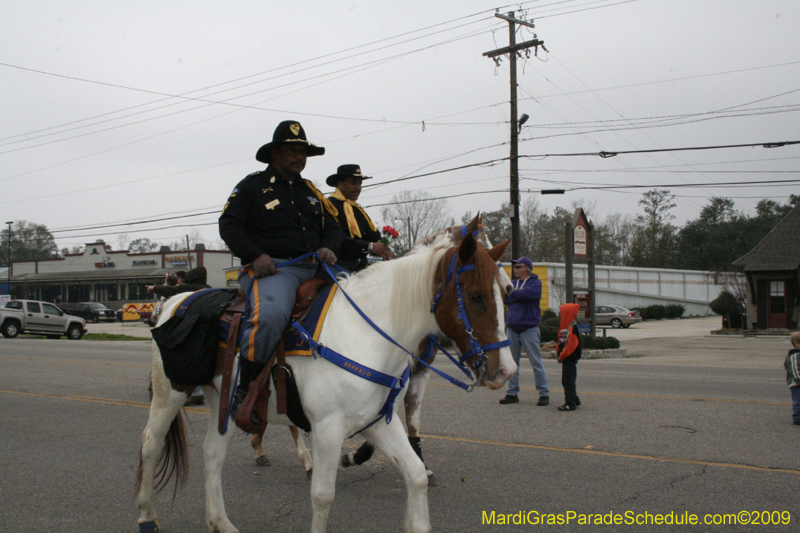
[83, 333, 151, 341]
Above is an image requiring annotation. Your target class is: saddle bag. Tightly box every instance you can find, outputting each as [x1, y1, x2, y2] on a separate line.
[152, 289, 238, 386]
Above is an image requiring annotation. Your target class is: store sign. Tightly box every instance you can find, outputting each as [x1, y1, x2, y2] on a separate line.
[95, 257, 115, 268]
[165, 255, 190, 262]
[573, 293, 591, 319]
[122, 303, 155, 322]
[574, 225, 587, 257]
[171, 261, 188, 266]
[132, 260, 157, 266]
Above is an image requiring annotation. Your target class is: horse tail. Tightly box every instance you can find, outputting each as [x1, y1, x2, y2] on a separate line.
[134, 410, 189, 502]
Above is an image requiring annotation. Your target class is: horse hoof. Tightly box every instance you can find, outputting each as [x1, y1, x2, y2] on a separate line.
[139, 520, 160, 532]
[305, 469, 313, 479]
[255, 455, 271, 467]
[340, 452, 355, 468]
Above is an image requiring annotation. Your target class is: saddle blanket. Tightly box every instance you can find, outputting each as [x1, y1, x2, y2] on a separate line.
[283, 283, 338, 356]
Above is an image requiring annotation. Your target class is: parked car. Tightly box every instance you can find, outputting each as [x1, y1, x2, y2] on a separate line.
[63, 302, 117, 323]
[0, 300, 87, 339]
[595, 305, 642, 328]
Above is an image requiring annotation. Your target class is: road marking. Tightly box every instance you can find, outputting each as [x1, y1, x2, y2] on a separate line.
[421, 433, 800, 475]
[0, 389, 206, 411]
[429, 382, 790, 406]
[0, 355, 149, 367]
[2, 388, 796, 475]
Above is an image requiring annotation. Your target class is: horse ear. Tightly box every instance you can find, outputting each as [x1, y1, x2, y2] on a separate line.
[465, 213, 481, 235]
[458, 233, 478, 264]
[487, 238, 511, 261]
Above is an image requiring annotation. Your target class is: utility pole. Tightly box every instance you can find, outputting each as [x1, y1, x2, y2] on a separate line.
[186, 234, 193, 270]
[484, 12, 545, 261]
[5, 221, 12, 297]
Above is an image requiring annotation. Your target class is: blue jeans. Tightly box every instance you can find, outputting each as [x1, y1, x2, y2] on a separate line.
[506, 326, 549, 397]
[791, 386, 800, 424]
[237, 261, 316, 364]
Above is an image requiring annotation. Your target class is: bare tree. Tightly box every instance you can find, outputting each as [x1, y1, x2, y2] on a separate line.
[380, 190, 451, 256]
[116, 233, 130, 251]
[595, 212, 636, 265]
[129, 238, 160, 253]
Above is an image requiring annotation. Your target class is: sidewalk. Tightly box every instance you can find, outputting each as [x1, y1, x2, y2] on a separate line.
[88, 320, 154, 338]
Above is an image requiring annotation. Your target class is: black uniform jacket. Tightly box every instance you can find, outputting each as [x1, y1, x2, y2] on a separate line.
[219, 166, 341, 265]
[327, 196, 381, 264]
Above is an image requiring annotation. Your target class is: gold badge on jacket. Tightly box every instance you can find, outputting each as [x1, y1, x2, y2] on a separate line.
[290, 123, 301, 136]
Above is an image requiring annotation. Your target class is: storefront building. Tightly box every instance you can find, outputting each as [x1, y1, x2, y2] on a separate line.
[7, 240, 235, 307]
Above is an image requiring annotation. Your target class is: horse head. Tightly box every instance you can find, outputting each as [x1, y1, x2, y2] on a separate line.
[420, 213, 513, 296]
[431, 233, 516, 389]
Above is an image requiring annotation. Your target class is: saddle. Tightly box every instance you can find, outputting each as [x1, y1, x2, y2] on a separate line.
[218, 277, 329, 435]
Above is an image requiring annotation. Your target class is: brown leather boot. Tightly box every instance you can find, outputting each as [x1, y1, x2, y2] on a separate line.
[230, 358, 264, 424]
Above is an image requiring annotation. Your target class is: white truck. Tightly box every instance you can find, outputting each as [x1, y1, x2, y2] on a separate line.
[0, 300, 87, 340]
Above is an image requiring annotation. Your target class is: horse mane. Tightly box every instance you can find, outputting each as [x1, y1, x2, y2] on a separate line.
[335, 242, 448, 350]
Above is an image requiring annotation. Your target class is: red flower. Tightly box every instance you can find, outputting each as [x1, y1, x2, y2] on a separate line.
[380, 225, 399, 246]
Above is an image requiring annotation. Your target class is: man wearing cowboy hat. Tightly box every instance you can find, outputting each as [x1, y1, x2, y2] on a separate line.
[219, 120, 342, 423]
[327, 164, 395, 272]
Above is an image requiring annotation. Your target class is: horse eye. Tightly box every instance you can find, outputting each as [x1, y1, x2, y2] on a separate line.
[469, 293, 483, 303]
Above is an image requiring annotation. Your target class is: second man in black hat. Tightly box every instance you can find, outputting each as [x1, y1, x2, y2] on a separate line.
[327, 164, 395, 273]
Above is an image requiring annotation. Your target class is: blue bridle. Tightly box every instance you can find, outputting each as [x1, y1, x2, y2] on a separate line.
[430, 251, 511, 384]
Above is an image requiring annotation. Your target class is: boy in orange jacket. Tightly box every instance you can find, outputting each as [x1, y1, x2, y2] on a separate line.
[556, 303, 582, 411]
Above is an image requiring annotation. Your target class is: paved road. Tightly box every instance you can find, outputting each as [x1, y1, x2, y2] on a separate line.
[1, 318, 798, 532]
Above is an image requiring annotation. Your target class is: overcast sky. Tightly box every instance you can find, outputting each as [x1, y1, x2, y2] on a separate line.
[2, 0, 799, 253]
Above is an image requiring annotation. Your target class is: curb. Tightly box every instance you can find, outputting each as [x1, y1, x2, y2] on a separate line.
[543, 348, 629, 360]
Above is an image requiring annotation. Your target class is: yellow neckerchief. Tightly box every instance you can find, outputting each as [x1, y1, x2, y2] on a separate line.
[303, 179, 338, 218]
[330, 188, 376, 238]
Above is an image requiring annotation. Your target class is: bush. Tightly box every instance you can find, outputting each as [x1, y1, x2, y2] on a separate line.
[666, 304, 685, 319]
[541, 308, 557, 321]
[581, 335, 620, 350]
[709, 290, 743, 329]
[539, 315, 560, 343]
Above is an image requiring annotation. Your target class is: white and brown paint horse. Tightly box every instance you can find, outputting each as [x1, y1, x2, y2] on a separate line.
[248, 217, 513, 478]
[136, 223, 515, 533]
[339, 217, 513, 475]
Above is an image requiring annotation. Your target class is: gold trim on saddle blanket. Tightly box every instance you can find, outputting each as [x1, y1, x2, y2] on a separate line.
[283, 283, 339, 357]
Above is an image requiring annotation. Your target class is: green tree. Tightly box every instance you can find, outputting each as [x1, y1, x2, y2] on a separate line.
[0, 220, 58, 267]
[627, 190, 678, 268]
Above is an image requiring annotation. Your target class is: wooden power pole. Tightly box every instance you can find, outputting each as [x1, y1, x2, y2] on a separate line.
[484, 12, 545, 261]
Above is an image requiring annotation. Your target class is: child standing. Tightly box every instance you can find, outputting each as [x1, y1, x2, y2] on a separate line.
[784, 331, 800, 425]
[556, 303, 582, 411]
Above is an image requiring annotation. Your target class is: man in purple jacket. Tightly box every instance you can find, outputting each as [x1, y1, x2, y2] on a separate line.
[499, 257, 550, 406]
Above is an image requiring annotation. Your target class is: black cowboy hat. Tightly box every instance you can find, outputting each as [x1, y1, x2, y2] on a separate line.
[325, 164, 373, 187]
[255, 120, 325, 163]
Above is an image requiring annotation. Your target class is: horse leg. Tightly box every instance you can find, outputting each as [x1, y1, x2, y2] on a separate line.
[370, 418, 431, 533]
[250, 428, 270, 466]
[201, 382, 239, 533]
[309, 420, 348, 533]
[135, 384, 188, 531]
[404, 369, 436, 484]
[290, 425, 313, 478]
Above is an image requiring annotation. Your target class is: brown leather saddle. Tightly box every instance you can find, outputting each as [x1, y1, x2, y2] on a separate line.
[217, 277, 329, 435]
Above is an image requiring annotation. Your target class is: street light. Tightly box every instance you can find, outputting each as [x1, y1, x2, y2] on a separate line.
[5, 221, 12, 298]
